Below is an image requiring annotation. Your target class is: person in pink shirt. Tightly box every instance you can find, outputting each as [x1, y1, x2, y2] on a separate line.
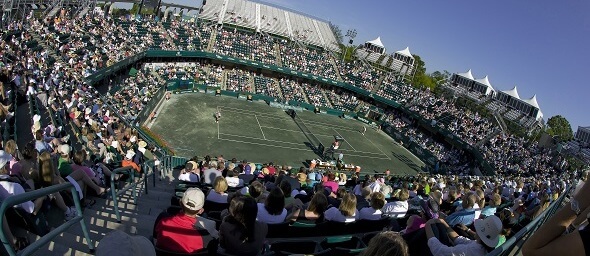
[323, 173, 339, 194]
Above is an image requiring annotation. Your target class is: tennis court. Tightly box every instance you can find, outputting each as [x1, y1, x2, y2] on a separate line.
[148, 93, 424, 175]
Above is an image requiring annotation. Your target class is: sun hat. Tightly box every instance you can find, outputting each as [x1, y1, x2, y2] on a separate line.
[0, 150, 12, 170]
[474, 215, 503, 248]
[95, 230, 155, 256]
[181, 188, 205, 211]
[138, 140, 147, 148]
[125, 150, 135, 160]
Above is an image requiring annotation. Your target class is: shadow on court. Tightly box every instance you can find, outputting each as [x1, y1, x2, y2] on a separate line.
[391, 151, 422, 173]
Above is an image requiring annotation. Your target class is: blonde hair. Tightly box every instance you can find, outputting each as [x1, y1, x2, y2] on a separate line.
[213, 176, 228, 193]
[339, 193, 357, 217]
[4, 140, 17, 157]
[339, 173, 347, 182]
[370, 192, 386, 210]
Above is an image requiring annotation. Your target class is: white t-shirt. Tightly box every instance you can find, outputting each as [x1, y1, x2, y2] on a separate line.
[0, 176, 34, 214]
[226, 176, 243, 187]
[256, 203, 287, 224]
[324, 207, 359, 223]
[359, 207, 383, 220]
[178, 172, 199, 183]
[382, 200, 409, 219]
[206, 191, 229, 204]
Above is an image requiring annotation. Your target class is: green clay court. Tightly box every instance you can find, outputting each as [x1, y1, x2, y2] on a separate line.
[148, 93, 424, 175]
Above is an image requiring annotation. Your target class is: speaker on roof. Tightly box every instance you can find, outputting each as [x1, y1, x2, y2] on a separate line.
[202, 0, 207, 5]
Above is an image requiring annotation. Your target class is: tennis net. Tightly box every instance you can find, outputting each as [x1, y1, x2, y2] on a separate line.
[290, 111, 325, 156]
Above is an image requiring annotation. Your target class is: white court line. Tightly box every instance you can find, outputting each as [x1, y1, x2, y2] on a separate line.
[259, 126, 335, 138]
[220, 132, 303, 146]
[219, 106, 360, 133]
[362, 133, 391, 160]
[220, 132, 387, 156]
[217, 137, 391, 160]
[254, 115, 266, 140]
[332, 128, 357, 151]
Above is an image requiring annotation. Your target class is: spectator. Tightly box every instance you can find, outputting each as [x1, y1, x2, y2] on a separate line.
[382, 188, 410, 219]
[202, 161, 222, 184]
[155, 188, 218, 253]
[96, 230, 155, 256]
[324, 192, 359, 223]
[206, 176, 229, 204]
[179, 161, 200, 183]
[287, 192, 328, 223]
[361, 231, 409, 256]
[359, 192, 386, 220]
[426, 216, 502, 255]
[445, 193, 477, 226]
[256, 187, 287, 224]
[219, 196, 268, 256]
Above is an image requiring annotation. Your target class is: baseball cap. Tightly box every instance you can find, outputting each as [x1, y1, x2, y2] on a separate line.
[59, 144, 71, 155]
[0, 150, 12, 170]
[181, 188, 205, 211]
[474, 215, 503, 248]
[96, 230, 155, 256]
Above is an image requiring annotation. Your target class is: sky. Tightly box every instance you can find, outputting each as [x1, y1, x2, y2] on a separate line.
[159, 0, 590, 130]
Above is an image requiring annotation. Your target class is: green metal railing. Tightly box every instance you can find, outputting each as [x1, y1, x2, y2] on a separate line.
[0, 183, 94, 256]
[109, 166, 137, 223]
[486, 187, 571, 256]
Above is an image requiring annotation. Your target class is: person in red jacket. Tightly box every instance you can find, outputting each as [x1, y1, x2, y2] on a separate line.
[155, 188, 218, 253]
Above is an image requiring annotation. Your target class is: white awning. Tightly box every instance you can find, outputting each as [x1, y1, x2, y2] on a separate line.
[366, 36, 384, 48]
[501, 86, 520, 99]
[475, 76, 492, 88]
[457, 69, 474, 80]
[395, 47, 413, 58]
[523, 94, 540, 109]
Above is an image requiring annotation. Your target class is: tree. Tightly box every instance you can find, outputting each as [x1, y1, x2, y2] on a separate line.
[546, 115, 574, 142]
[329, 22, 344, 45]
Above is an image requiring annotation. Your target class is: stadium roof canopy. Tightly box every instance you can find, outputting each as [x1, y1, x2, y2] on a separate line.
[475, 75, 494, 90]
[501, 86, 521, 99]
[366, 37, 384, 48]
[457, 69, 474, 80]
[396, 47, 414, 58]
[523, 94, 540, 109]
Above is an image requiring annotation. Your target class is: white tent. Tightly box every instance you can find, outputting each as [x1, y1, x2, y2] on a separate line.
[395, 47, 413, 58]
[523, 94, 540, 109]
[457, 69, 474, 80]
[475, 75, 494, 94]
[501, 86, 520, 99]
[366, 37, 384, 48]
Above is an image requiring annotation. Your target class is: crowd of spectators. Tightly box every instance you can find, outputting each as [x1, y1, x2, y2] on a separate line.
[325, 88, 361, 112]
[225, 68, 252, 93]
[278, 39, 338, 80]
[278, 77, 308, 103]
[213, 28, 276, 65]
[337, 59, 382, 91]
[479, 134, 558, 178]
[150, 154, 578, 255]
[377, 75, 419, 105]
[407, 88, 494, 145]
[253, 75, 281, 99]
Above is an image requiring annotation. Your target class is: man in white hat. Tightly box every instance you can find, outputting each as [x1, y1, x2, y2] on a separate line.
[154, 188, 218, 253]
[425, 215, 503, 255]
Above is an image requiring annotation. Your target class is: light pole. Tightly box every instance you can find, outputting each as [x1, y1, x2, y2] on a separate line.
[342, 29, 357, 62]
